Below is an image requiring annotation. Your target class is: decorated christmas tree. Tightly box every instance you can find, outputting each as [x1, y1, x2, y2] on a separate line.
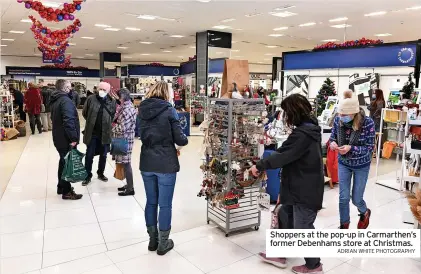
[401, 73, 415, 100]
[315, 78, 336, 116]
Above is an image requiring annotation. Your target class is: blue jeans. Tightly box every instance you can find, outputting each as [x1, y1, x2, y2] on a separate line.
[338, 163, 370, 225]
[84, 135, 109, 178]
[141, 172, 177, 231]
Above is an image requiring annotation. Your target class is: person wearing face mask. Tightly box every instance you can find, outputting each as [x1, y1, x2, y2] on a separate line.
[82, 82, 117, 186]
[367, 89, 385, 133]
[50, 79, 83, 200]
[329, 90, 375, 230]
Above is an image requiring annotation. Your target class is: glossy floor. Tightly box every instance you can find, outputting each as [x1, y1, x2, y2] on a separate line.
[0, 132, 420, 274]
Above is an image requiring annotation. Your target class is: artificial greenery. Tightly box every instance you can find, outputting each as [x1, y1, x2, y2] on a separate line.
[315, 78, 336, 116]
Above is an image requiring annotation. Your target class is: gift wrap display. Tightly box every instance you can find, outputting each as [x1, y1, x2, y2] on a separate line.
[198, 98, 267, 236]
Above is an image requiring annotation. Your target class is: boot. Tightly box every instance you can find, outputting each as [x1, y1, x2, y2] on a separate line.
[157, 229, 174, 256]
[147, 226, 159, 251]
[339, 223, 350, 229]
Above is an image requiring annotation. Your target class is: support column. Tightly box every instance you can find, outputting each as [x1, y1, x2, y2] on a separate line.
[195, 32, 209, 94]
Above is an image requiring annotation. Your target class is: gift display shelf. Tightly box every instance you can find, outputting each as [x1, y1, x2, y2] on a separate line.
[0, 93, 15, 129]
[199, 98, 265, 237]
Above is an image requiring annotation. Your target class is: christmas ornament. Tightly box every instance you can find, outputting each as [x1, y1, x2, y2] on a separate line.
[314, 78, 336, 116]
[16, 0, 85, 22]
[314, 37, 383, 51]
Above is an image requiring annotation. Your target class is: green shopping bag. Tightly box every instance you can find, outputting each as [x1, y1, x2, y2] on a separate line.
[61, 148, 88, 183]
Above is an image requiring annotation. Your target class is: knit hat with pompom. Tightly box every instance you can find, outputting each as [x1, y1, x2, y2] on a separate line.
[338, 90, 359, 115]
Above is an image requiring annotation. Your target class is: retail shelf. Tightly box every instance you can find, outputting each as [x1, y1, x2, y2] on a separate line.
[406, 147, 421, 155]
[402, 174, 420, 183]
[408, 119, 421, 126]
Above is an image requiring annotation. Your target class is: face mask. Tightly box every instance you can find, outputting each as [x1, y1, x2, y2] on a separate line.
[340, 116, 353, 123]
[372, 95, 376, 99]
[98, 90, 107, 98]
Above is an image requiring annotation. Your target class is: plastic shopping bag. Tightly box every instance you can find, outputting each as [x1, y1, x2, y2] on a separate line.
[61, 148, 88, 183]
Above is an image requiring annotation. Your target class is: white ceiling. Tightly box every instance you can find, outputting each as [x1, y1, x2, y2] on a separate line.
[1, 0, 421, 65]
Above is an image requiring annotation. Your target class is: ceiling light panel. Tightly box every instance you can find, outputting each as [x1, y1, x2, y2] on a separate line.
[1, 45, 7, 47]
[269, 11, 297, 18]
[42, 2, 61, 8]
[104, 28, 120, 31]
[162, 50, 172, 53]
[137, 15, 156, 20]
[95, 24, 111, 28]
[406, 6, 421, 10]
[141, 53, 151, 55]
[299, 22, 316, 27]
[266, 45, 278, 48]
[213, 25, 231, 30]
[170, 35, 184, 38]
[321, 39, 339, 42]
[68, 43, 76, 46]
[221, 18, 235, 23]
[331, 24, 352, 28]
[140, 41, 154, 44]
[9, 30, 25, 34]
[364, 11, 387, 17]
[1, 38, 15, 41]
[269, 34, 284, 37]
[273, 26, 288, 31]
[20, 19, 32, 23]
[231, 49, 240, 52]
[81, 37, 95, 39]
[329, 17, 348, 22]
[125, 27, 141, 31]
[375, 33, 392, 37]
[85, 54, 94, 56]
[117, 46, 128, 49]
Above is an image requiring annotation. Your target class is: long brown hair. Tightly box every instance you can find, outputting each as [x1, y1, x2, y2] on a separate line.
[145, 81, 169, 101]
[281, 94, 313, 127]
[373, 89, 385, 104]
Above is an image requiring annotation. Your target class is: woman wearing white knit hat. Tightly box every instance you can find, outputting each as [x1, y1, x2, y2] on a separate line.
[329, 90, 375, 229]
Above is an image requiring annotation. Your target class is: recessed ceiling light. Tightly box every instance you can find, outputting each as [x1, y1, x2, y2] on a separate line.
[85, 54, 94, 56]
[269, 11, 297, 18]
[141, 53, 151, 56]
[137, 15, 156, 20]
[329, 17, 348, 22]
[68, 43, 76, 46]
[375, 33, 392, 37]
[273, 26, 289, 31]
[104, 28, 120, 31]
[162, 50, 172, 53]
[364, 11, 387, 17]
[9, 30, 25, 34]
[76, 56, 85, 58]
[266, 45, 278, 48]
[231, 49, 240, 52]
[140, 41, 154, 44]
[81, 37, 95, 39]
[265, 53, 275, 56]
[221, 18, 236, 23]
[212, 25, 231, 30]
[95, 24, 111, 28]
[406, 6, 421, 10]
[197, 0, 211, 2]
[1, 38, 15, 41]
[331, 24, 352, 28]
[299, 22, 316, 27]
[190, 46, 196, 49]
[42, 2, 61, 8]
[170, 35, 184, 38]
[321, 39, 339, 42]
[117, 46, 129, 49]
[269, 34, 284, 37]
[20, 19, 32, 23]
[0, 45, 7, 47]
[125, 27, 141, 31]
[257, 61, 264, 64]
[232, 41, 237, 44]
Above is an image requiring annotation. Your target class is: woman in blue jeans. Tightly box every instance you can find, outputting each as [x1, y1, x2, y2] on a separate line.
[330, 90, 375, 229]
[138, 81, 188, 255]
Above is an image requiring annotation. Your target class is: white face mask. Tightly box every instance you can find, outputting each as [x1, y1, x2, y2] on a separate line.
[98, 90, 107, 98]
[245, 92, 250, 97]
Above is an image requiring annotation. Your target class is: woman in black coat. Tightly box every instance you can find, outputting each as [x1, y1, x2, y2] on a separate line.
[11, 88, 25, 121]
[138, 81, 188, 256]
[251, 94, 324, 274]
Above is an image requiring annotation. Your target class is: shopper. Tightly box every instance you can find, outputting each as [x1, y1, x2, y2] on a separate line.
[24, 83, 43, 134]
[329, 90, 375, 229]
[10, 87, 25, 122]
[368, 89, 385, 132]
[50, 79, 83, 200]
[40, 84, 53, 131]
[113, 88, 137, 196]
[70, 83, 81, 108]
[82, 82, 116, 186]
[138, 81, 188, 256]
[250, 94, 324, 274]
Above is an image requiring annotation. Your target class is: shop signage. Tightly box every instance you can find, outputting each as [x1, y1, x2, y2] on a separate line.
[283, 43, 417, 70]
[180, 58, 226, 75]
[180, 61, 195, 75]
[43, 53, 65, 64]
[121, 66, 128, 77]
[6, 66, 100, 77]
[127, 65, 180, 76]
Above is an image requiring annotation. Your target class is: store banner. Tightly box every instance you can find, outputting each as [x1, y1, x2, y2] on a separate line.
[180, 61, 195, 75]
[221, 59, 249, 98]
[121, 66, 128, 77]
[42, 53, 65, 64]
[128, 65, 180, 76]
[6, 66, 100, 77]
[209, 58, 226, 73]
[284, 44, 417, 70]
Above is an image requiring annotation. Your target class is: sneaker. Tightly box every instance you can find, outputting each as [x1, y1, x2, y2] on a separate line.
[357, 208, 371, 229]
[257, 252, 287, 268]
[62, 190, 83, 200]
[118, 189, 135, 196]
[292, 264, 324, 274]
[118, 185, 127, 192]
[98, 174, 108, 182]
[82, 177, 91, 186]
[339, 223, 350, 229]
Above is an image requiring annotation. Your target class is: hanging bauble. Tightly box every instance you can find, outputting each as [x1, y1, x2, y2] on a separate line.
[75, 4, 81, 10]
[25, 2, 31, 8]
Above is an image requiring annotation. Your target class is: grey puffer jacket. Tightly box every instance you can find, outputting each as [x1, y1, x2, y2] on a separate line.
[82, 94, 116, 145]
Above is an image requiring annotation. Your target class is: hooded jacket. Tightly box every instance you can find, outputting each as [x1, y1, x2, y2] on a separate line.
[50, 90, 80, 150]
[256, 119, 324, 210]
[138, 97, 188, 173]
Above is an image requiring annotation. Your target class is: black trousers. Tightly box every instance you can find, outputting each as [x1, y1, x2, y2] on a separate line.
[84, 135, 108, 179]
[278, 204, 321, 269]
[57, 148, 72, 194]
[28, 113, 42, 133]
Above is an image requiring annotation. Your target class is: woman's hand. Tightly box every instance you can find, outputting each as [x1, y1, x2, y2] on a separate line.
[338, 145, 351, 155]
[250, 165, 260, 177]
[330, 141, 338, 151]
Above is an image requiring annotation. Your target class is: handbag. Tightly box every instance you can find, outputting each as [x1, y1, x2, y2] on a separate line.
[114, 163, 126, 180]
[110, 138, 128, 156]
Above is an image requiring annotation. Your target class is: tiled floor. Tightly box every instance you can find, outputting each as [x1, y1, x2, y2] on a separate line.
[0, 129, 420, 274]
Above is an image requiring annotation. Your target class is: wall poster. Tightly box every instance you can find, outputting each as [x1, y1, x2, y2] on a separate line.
[285, 75, 309, 97]
[348, 73, 380, 105]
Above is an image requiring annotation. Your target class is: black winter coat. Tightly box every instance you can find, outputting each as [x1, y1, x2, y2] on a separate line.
[256, 119, 324, 211]
[41, 86, 52, 112]
[50, 90, 80, 150]
[138, 98, 188, 173]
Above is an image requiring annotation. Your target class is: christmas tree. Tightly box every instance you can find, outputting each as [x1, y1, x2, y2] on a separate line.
[315, 78, 336, 116]
[401, 73, 415, 100]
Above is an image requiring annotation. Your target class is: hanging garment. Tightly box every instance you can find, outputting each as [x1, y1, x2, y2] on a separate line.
[326, 141, 339, 183]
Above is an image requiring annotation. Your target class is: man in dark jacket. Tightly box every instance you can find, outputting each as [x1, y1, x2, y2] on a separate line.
[40, 85, 53, 131]
[50, 79, 83, 200]
[70, 83, 81, 108]
[82, 81, 116, 186]
[10, 87, 25, 121]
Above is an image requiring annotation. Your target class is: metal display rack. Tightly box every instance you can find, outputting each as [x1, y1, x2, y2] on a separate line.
[199, 98, 265, 236]
[0, 91, 15, 129]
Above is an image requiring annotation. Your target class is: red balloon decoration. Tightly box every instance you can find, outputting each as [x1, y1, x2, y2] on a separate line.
[146, 62, 164, 67]
[17, 0, 84, 22]
[314, 37, 383, 51]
